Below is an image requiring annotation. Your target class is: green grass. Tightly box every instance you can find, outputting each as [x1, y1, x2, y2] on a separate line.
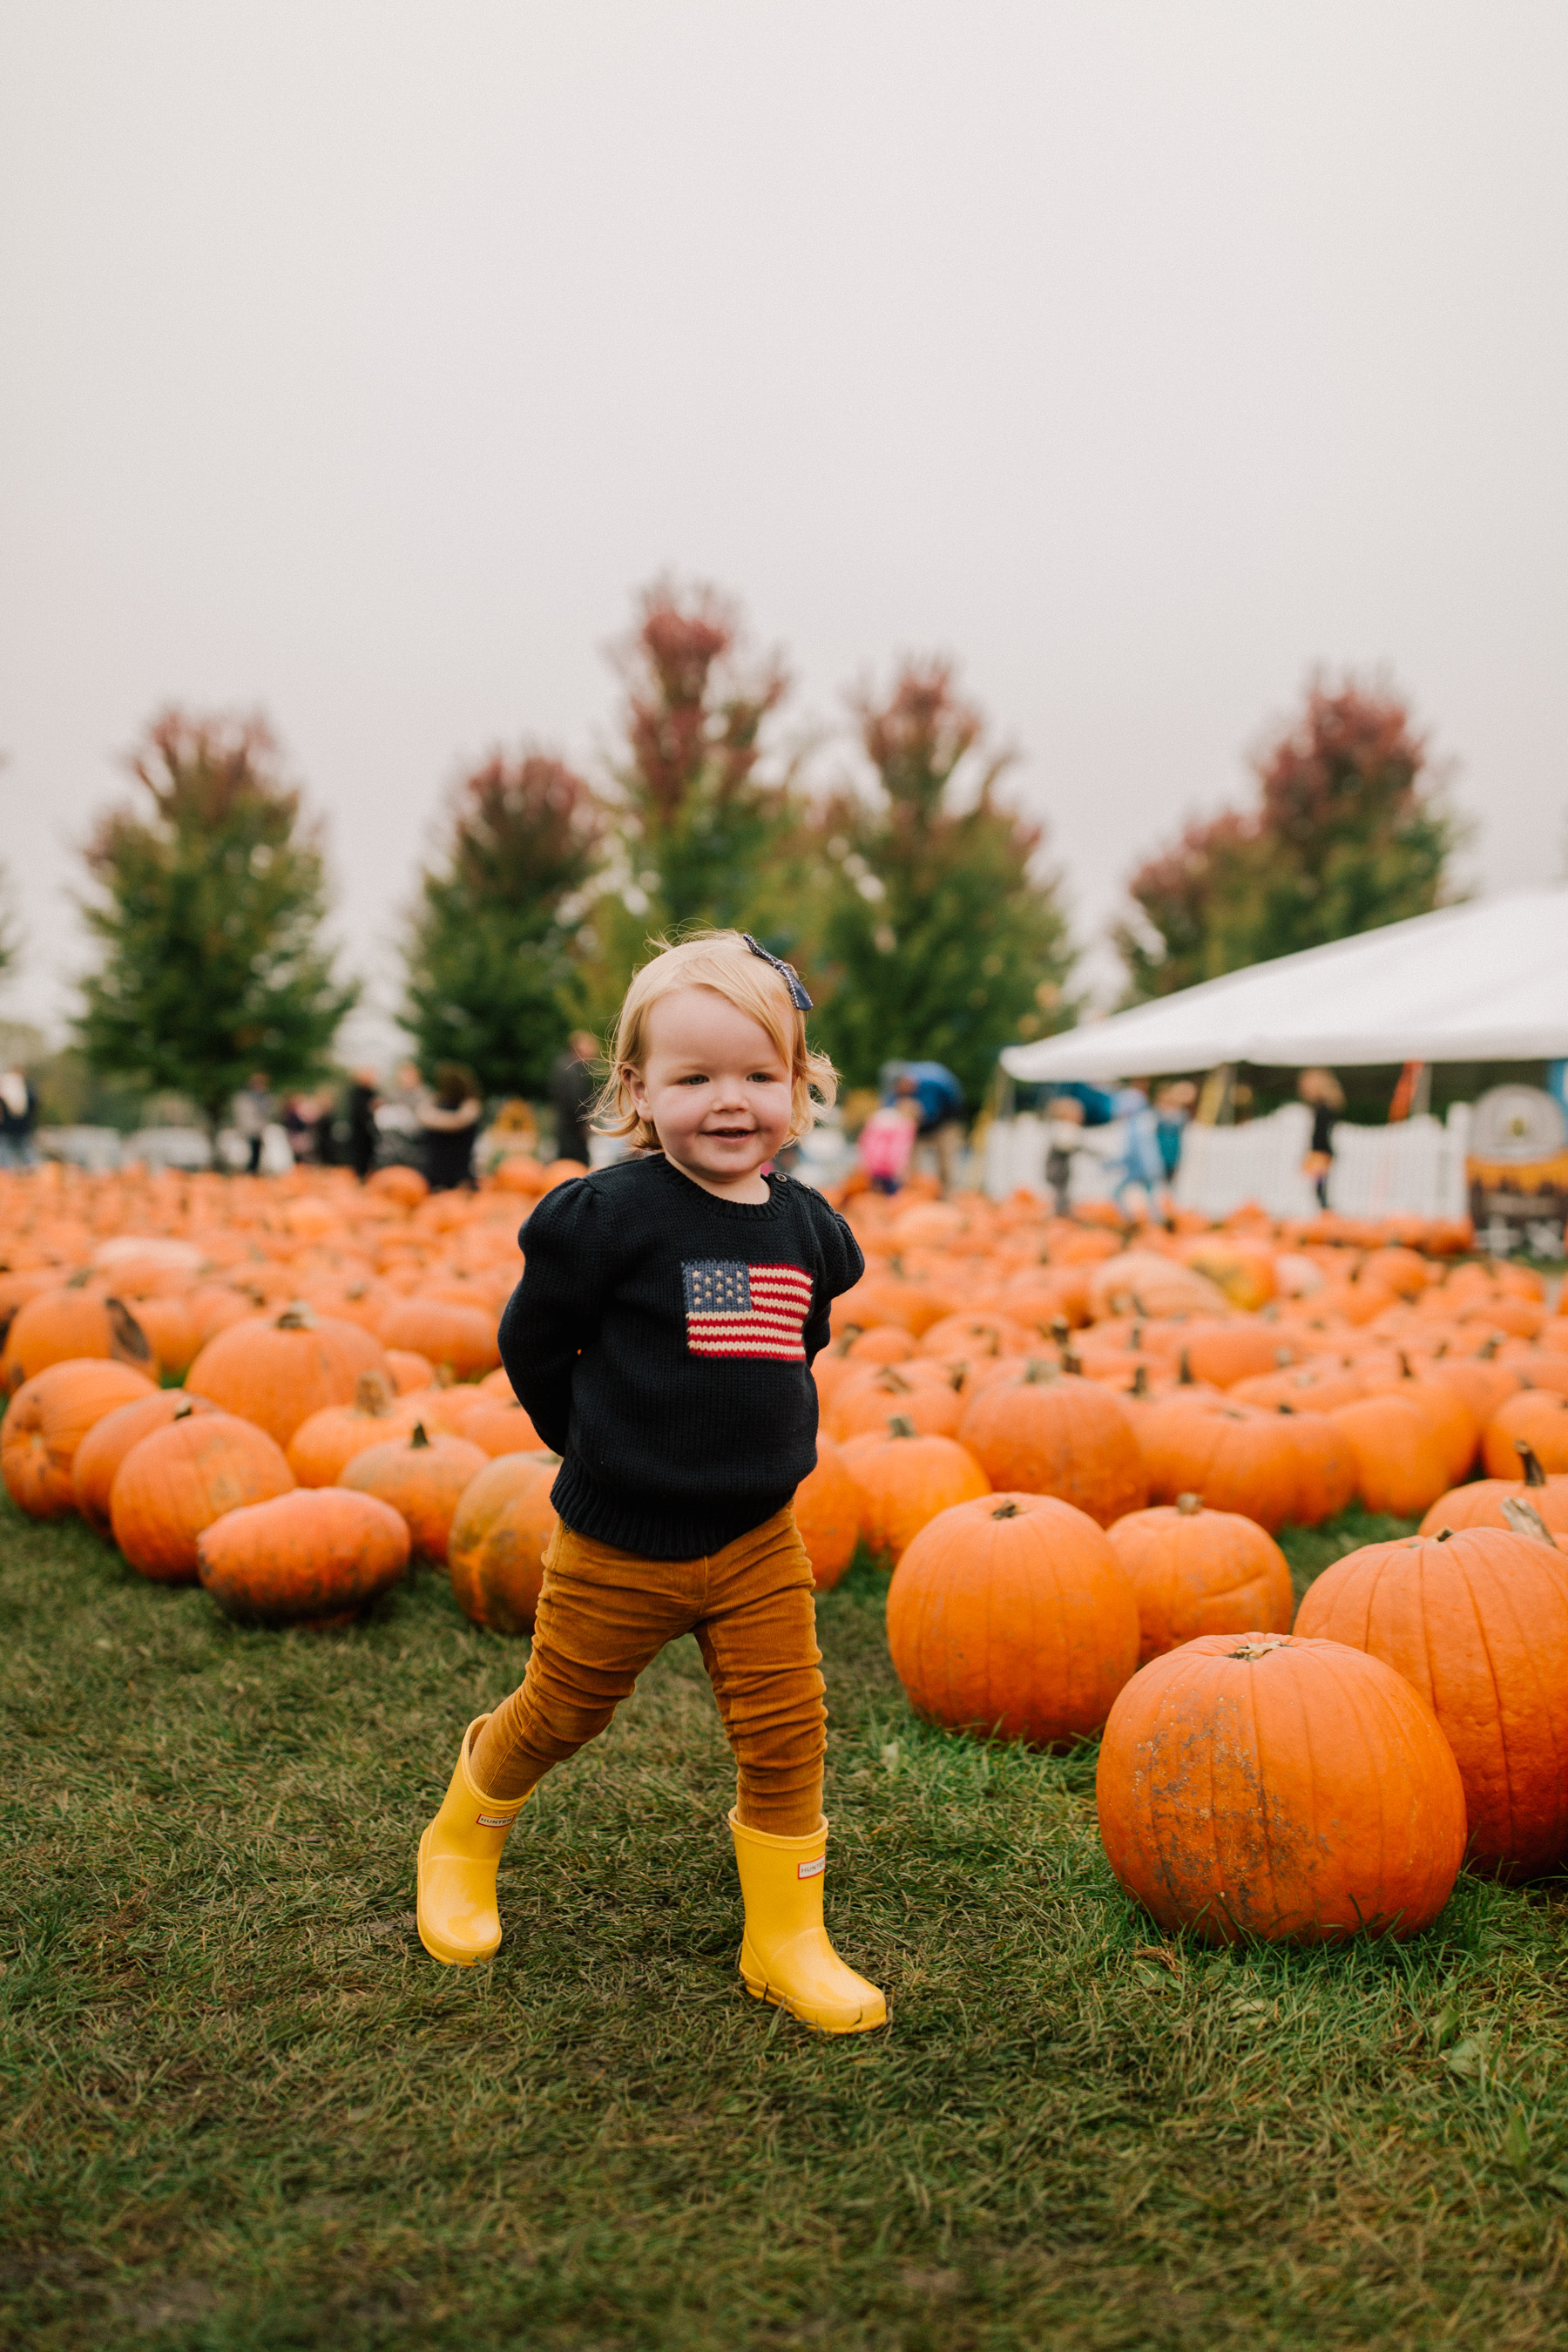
[5, 1501, 1568, 2351]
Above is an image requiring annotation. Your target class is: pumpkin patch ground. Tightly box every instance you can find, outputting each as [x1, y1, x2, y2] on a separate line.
[7, 1492, 1568, 2352]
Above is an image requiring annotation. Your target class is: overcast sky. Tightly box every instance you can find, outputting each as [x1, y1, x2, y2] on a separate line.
[3, 2, 1565, 1062]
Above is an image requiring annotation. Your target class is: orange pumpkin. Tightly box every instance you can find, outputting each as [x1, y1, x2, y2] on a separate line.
[838, 1419, 990, 1564]
[72, 1389, 222, 1534]
[459, 1396, 544, 1457]
[385, 1348, 434, 1395]
[829, 1362, 965, 1441]
[125, 1294, 201, 1380]
[1295, 1525, 1568, 1878]
[1139, 1397, 1299, 1531]
[1096, 1632, 1465, 1941]
[1417, 1443, 1568, 1538]
[2, 1359, 159, 1519]
[1357, 1366, 1478, 1484]
[446, 1451, 558, 1632]
[376, 1298, 500, 1380]
[790, 1434, 862, 1591]
[1331, 1394, 1450, 1517]
[886, 1491, 1139, 1747]
[1482, 1390, 1568, 1479]
[1107, 1496, 1294, 1662]
[956, 1363, 1147, 1527]
[186, 1303, 391, 1447]
[197, 1487, 409, 1625]
[110, 1409, 296, 1583]
[337, 1422, 488, 1563]
[286, 1371, 407, 1487]
[1174, 1321, 1288, 1391]
[3, 1284, 155, 1391]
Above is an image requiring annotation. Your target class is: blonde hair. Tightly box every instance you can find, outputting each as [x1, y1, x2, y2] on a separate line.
[598, 929, 836, 1152]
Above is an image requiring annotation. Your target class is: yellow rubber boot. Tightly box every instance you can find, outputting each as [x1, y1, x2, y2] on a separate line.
[728, 1808, 887, 2034]
[416, 1715, 530, 1966]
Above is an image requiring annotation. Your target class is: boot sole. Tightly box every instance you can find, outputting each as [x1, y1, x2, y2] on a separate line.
[741, 1971, 888, 2035]
[416, 1827, 497, 1968]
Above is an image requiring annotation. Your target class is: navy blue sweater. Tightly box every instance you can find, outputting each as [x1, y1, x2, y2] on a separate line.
[498, 1154, 864, 1558]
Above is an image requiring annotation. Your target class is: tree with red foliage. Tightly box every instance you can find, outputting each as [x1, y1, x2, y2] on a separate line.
[404, 751, 605, 1097]
[808, 660, 1076, 1104]
[1116, 679, 1462, 1001]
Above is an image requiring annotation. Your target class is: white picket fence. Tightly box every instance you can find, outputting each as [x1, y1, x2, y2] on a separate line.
[984, 1102, 1473, 1221]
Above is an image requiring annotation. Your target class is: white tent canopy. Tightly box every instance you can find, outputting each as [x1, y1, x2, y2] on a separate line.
[1001, 888, 1568, 1084]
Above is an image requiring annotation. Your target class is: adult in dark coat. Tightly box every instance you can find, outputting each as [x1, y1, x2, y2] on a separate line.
[549, 1031, 600, 1166]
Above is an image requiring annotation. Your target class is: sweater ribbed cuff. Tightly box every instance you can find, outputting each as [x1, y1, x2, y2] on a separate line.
[548, 1458, 794, 1563]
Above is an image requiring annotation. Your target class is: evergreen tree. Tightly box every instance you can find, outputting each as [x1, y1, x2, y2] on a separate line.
[402, 753, 605, 1097]
[1117, 679, 1461, 1000]
[77, 711, 357, 1132]
[808, 661, 1077, 1106]
[589, 585, 806, 1008]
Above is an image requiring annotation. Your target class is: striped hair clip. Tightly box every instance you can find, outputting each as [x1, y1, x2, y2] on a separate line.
[740, 934, 814, 1012]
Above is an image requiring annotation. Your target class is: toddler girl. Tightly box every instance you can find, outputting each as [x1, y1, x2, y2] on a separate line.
[416, 930, 885, 2033]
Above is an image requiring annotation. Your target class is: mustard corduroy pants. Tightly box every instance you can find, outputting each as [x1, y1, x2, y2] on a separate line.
[468, 1506, 827, 1835]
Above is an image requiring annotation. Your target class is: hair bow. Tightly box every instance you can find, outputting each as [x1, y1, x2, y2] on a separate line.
[740, 934, 814, 1011]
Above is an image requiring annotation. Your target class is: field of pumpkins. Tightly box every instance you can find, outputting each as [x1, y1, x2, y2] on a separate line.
[4, 1152, 1568, 1944]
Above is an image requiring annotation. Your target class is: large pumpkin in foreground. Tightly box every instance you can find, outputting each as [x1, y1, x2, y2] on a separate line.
[887, 1491, 1139, 1748]
[338, 1422, 488, 1563]
[72, 1389, 221, 1535]
[446, 1451, 558, 1632]
[1294, 1526, 1568, 1878]
[198, 1488, 409, 1625]
[1, 1358, 159, 1518]
[1097, 1632, 1465, 1943]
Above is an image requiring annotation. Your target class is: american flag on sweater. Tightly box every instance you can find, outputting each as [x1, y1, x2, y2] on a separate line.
[681, 1259, 814, 1361]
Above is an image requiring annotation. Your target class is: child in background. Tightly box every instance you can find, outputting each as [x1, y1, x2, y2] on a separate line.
[416, 931, 886, 2034]
[857, 1097, 918, 1193]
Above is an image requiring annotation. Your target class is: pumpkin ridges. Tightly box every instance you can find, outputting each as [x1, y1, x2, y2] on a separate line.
[1096, 1633, 1465, 1943]
[1296, 1526, 1568, 1877]
[197, 1487, 410, 1625]
[446, 1451, 558, 1632]
[1, 1359, 160, 1520]
[109, 1410, 296, 1584]
[72, 1389, 220, 1535]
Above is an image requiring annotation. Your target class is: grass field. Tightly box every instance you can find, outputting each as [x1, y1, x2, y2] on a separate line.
[5, 1497, 1568, 2351]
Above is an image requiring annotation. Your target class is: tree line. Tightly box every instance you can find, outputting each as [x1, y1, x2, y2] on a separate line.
[37, 581, 1461, 1132]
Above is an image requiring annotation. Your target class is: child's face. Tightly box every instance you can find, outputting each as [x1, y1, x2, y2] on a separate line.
[627, 986, 794, 1192]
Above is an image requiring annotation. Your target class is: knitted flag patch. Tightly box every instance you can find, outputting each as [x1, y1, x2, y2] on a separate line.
[681, 1260, 813, 1361]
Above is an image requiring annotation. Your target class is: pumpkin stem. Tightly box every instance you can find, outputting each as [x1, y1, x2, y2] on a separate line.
[409, 1422, 432, 1449]
[1176, 1492, 1203, 1516]
[1051, 1315, 1071, 1347]
[434, 1364, 456, 1389]
[173, 1398, 193, 1420]
[1517, 1442, 1547, 1486]
[887, 1415, 918, 1439]
[67, 1266, 94, 1291]
[1227, 1636, 1290, 1661]
[875, 1368, 912, 1393]
[1436, 1526, 1453, 1542]
[1277, 1401, 1296, 1415]
[1178, 1350, 1194, 1385]
[1479, 1334, 1500, 1361]
[1022, 1359, 1059, 1387]
[277, 1301, 316, 1330]
[356, 1370, 394, 1416]
[1398, 1350, 1413, 1380]
[1503, 1495, 1557, 1547]
[1131, 1364, 1150, 1399]
[990, 1500, 1023, 1519]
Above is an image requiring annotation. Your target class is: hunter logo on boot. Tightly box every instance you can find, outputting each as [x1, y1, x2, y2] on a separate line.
[797, 1856, 826, 1880]
[475, 1811, 515, 1828]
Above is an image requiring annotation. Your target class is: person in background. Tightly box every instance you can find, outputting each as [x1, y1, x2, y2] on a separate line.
[1152, 1080, 1197, 1186]
[1044, 1093, 1087, 1216]
[346, 1070, 381, 1180]
[1111, 1082, 1164, 1213]
[0, 1064, 37, 1169]
[1299, 1067, 1345, 1208]
[231, 1072, 274, 1174]
[550, 1031, 600, 1167]
[889, 1062, 966, 1194]
[858, 1096, 918, 1194]
[419, 1064, 484, 1192]
[281, 1093, 318, 1165]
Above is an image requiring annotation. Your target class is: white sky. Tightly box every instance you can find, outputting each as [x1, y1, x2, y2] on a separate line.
[3, 2, 1565, 1063]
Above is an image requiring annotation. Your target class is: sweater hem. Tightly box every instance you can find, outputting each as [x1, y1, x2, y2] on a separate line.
[549, 1459, 795, 1562]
